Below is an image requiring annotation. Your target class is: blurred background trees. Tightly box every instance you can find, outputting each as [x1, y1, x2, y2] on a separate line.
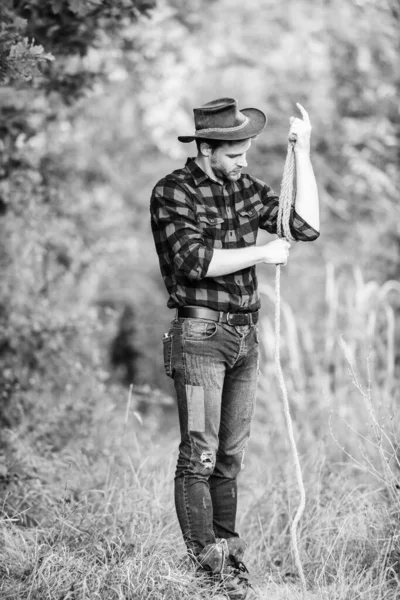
[0, 0, 399, 430]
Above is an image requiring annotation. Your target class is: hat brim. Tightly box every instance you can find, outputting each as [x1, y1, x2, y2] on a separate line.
[177, 107, 267, 143]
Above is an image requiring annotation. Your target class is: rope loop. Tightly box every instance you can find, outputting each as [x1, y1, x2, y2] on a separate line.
[275, 139, 307, 595]
[277, 141, 296, 241]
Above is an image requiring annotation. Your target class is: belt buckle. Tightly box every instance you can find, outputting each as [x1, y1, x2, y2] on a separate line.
[227, 312, 249, 326]
[226, 312, 236, 326]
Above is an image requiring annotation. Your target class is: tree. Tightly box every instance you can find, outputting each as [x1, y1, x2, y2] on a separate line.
[0, 1, 155, 86]
[0, 0, 156, 426]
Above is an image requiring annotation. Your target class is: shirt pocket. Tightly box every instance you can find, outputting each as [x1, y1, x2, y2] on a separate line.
[236, 205, 259, 245]
[198, 212, 225, 249]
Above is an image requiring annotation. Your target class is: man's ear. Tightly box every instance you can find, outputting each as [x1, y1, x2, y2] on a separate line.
[199, 142, 212, 157]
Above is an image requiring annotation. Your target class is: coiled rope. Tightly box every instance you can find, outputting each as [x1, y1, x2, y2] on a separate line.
[275, 139, 307, 594]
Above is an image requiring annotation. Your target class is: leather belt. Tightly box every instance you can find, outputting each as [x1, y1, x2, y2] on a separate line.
[177, 306, 258, 326]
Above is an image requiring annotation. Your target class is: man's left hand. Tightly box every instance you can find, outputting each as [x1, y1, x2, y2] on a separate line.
[288, 103, 312, 154]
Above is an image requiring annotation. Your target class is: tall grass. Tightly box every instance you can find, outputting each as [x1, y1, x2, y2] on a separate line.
[258, 263, 400, 454]
[251, 263, 400, 598]
[1, 265, 400, 599]
[259, 263, 400, 397]
[0, 386, 203, 600]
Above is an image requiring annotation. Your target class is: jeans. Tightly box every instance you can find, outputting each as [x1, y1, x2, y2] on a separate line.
[163, 316, 259, 557]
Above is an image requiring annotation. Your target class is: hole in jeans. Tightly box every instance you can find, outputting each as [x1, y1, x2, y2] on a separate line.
[200, 451, 214, 470]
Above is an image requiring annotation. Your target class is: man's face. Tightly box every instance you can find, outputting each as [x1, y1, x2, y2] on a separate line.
[209, 139, 252, 182]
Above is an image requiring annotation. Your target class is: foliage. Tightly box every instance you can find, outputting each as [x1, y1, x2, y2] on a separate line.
[0, 0, 156, 425]
[0, 0, 155, 85]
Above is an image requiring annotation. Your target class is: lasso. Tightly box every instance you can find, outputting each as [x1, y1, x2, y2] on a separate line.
[275, 138, 307, 594]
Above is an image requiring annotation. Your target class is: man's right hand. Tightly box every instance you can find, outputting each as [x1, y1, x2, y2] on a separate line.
[261, 238, 291, 265]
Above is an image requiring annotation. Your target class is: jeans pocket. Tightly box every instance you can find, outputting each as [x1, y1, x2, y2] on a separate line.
[184, 319, 217, 340]
[163, 332, 173, 378]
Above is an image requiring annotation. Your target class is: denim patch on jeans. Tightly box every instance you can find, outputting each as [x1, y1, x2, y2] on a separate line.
[164, 316, 259, 557]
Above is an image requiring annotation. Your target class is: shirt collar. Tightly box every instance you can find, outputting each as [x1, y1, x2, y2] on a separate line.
[185, 158, 212, 187]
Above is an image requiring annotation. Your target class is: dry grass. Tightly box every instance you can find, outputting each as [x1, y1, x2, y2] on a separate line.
[0, 388, 202, 600]
[1, 379, 399, 600]
[1, 266, 400, 599]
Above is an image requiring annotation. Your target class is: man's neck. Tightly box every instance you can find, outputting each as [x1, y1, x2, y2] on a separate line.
[194, 155, 224, 185]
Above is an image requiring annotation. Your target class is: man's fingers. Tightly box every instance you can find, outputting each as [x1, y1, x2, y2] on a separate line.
[296, 102, 310, 123]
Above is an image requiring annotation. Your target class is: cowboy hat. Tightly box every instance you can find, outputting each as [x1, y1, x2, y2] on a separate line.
[178, 97, 267, 143]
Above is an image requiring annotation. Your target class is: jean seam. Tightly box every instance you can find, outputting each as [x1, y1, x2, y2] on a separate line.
[182, 473, 193, 548]
[182, 335, 188, 385]
[231, 332, 246, 367]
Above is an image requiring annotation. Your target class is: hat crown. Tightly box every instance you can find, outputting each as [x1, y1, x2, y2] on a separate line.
[194, 98, 246, 131]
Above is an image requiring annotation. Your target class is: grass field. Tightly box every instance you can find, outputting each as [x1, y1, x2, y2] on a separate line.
[1, 268, 400, 599]
[1, 373, 399, 598]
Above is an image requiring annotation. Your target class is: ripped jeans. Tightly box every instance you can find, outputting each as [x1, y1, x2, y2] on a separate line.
[163, 316, 259, 557]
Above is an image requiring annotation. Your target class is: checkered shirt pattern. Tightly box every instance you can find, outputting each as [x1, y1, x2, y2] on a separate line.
[150, 158, 319, 312]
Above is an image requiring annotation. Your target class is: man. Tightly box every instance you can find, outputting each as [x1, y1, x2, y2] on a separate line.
[150, 97, 319, 599]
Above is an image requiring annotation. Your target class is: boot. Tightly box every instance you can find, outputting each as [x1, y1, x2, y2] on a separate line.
[197, 537, 253, 599]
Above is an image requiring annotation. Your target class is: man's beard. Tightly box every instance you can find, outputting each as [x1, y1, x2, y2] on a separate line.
[210, 159, 242, 182]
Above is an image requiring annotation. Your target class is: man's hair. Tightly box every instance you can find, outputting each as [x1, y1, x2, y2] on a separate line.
[195, 137, 254, 153]
[195, 138, 237, 153]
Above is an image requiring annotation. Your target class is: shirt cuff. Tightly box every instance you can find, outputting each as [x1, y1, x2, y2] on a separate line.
[199, 246, 214, 278]
[291, 209, 320, 241]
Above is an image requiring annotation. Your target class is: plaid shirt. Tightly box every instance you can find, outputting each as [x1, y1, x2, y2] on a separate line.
[150, 158, 319, 312]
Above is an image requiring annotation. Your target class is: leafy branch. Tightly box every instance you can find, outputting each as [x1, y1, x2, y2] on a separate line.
[5, 38, 54, 82]
[0, 0, 156, 86]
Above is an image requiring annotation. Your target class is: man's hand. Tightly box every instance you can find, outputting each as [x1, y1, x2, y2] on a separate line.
[289, 103, 312, 154]
[261, 238, 291, 266]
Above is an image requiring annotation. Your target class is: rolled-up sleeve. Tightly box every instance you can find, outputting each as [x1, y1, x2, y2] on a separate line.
[289, 208, 320, 241]
[258, 183, 320, 242]
[150, 179, 214, 280]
